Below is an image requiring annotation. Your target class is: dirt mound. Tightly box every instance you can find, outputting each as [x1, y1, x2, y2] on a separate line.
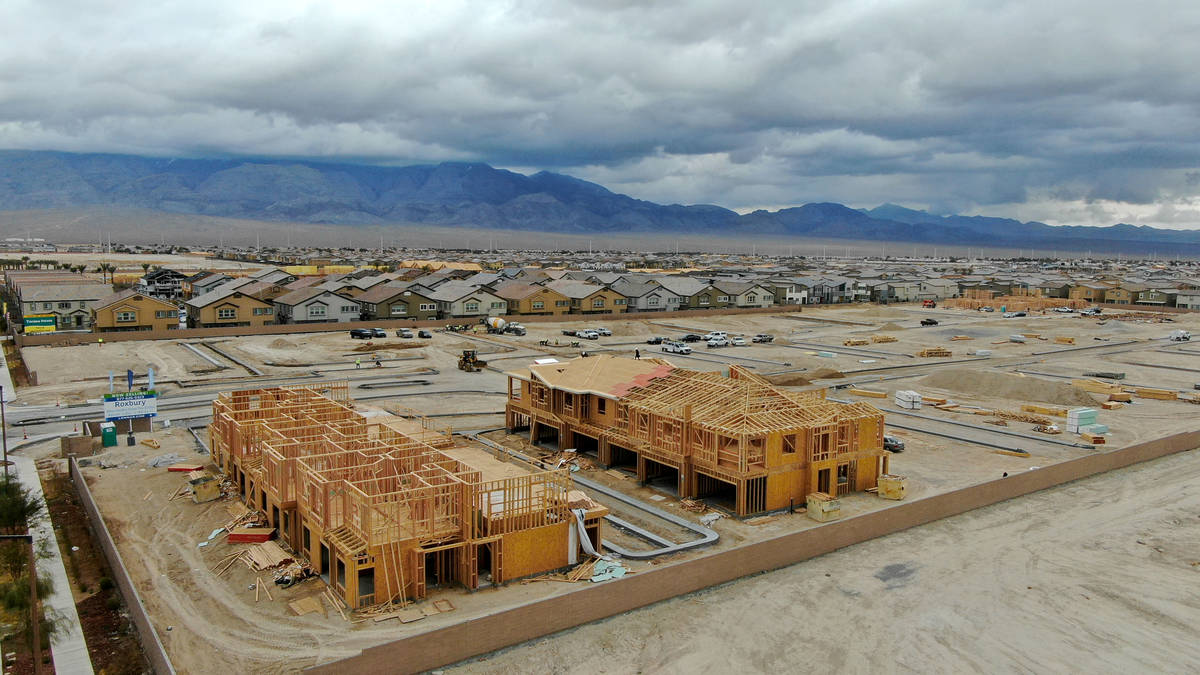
[764, 372, 812, 386]
[918, 369, 1096, 406]
[879, 322, 903, 331]
[810, 368, 845, 380]
[269, 338, 297, 349]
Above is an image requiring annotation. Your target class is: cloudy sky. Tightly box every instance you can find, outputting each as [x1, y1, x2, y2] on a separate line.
[3, 0, 1200, 228]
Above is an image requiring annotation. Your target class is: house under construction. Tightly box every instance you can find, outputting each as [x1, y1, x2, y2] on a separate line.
[505, 356, 889, 516]
[208, 382, 607, 610]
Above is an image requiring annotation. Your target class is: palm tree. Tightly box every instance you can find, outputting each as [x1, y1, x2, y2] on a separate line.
[141, 263, 151, 275]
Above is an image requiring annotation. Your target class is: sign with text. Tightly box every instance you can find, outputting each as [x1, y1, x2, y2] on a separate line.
[22, 314, 56, 333]
[103, 390, 159, 421]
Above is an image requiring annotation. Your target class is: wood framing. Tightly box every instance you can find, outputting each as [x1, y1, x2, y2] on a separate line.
[208, 382, 606, 611]
[505, 356, 889, 517]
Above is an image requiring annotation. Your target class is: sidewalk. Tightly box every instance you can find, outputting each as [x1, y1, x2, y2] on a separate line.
[13, 455, 94, 674]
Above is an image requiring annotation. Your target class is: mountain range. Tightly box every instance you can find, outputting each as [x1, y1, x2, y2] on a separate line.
[1, 150, 1197, 255]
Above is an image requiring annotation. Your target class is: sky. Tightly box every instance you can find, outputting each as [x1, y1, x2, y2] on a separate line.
[3, 0, 1200, 228]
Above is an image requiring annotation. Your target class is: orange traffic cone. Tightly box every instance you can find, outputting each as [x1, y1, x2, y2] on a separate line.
[22, 427, 27, 440]
[73, 422, 78, 433]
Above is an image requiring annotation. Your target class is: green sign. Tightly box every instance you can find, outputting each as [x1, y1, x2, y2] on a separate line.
[23, 314, 56, 333]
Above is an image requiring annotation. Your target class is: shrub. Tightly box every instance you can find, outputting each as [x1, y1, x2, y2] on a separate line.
[105, 596, 121, 611]
[98, 577, 114, 591]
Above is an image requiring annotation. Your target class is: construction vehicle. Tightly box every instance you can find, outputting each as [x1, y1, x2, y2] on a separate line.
[458, 349, 487, 372]
[483, 316, 527, 336]
[922, 300, 937, 308]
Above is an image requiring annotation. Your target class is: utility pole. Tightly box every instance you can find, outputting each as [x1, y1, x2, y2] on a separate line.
[1, 384, 7, 479]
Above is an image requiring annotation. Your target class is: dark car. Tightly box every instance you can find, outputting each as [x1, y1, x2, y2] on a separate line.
[417, 330, 432, 338]
[681, 334, 704, 342]
[920, 318, 939, 326]
[349, 328, 372, 339]
[883, 435, 905, 453]
[646, 336, 665, 344]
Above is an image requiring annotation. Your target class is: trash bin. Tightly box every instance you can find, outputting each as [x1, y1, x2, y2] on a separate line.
[100, 422, 118, 448]
[126, 434, 136, 446]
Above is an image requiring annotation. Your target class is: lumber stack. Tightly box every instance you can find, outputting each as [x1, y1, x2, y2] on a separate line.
[843, 338, 869, 346]
[1072, 378, 1124, 395]
[1053, 336, 1076, 344]
[848, 388, 888, 398]
[1021, 404, 1068, 417]
[916, 347, 952, 357]
[993, 410, 1052, 425]
[1128, 386, 1177, 400]
[1079, 432, 1106, 444]
[871, 335, 898, 343]
[950, 335, 973, 341]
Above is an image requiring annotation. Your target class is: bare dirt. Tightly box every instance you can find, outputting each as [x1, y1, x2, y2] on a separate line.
[451, 448, 1200, 673]
[918, 368, 1098, 407]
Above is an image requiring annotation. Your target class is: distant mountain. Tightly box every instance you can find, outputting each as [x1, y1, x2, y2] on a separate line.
[1, 150, 1198, 254]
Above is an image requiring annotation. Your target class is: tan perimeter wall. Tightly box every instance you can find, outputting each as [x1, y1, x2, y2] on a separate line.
[17, 304, 803, 346]
[69, 456, 176, 675]
[306, 430, 1200, 675]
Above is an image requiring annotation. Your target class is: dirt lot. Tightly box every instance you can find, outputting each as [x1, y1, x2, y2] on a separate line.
[13, 304, 1200, 672]
[451, 447, 1200, 674]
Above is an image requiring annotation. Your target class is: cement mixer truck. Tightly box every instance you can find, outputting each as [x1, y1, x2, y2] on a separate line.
[483, 316, 526, 336]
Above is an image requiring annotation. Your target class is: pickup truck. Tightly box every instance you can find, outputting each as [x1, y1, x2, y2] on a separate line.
[920, 318, 939, 326]
[730, 337, 747, 346]
[576, 330, 600, 340]
[703, 331, 728, 341]
[662, 341, 692, 355]
[591, 327, 612, 336]
[752, 334, 774, 343]
[706, 337, 729, 348]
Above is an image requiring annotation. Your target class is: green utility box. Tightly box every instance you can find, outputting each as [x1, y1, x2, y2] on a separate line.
[100, 422, 118, 448]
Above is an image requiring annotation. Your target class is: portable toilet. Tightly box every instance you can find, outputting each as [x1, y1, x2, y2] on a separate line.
[100, 422, 118, 448]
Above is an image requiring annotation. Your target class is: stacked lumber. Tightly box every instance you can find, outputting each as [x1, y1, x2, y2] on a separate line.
[679, 498, 707, 513]
[521, 559, 600, 585]
[843, 338, 869, 346]
[1107, 392, 1133, 402]
[993, 410, 1052, 425]
[213, 541, 294, 576]
[922, 396, 949, 405]
[1185, 393, 1200, 405]
[916, 347, 952, 357]
[1080, 432, 1106, 444]
[871, 335, 898, 343]
[950, 335, 973, 341]
[934, 403, 960, 411]
[1128, 387, 1177, 400]
[1021, 404, 1068, 417]
[848, 388, 888, 398]
[1101, 401, 1124, 410]
[1053, 336, 1076, 345]
[1021, 333, 1042, 339]
[1072, 378, 1124, 395]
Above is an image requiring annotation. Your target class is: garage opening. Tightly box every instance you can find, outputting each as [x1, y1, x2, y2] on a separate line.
[643, 458, 679, 496]
[573, 433, 599, 458]
[424, 549, 460, 588]
[608, 444, 637, 472]
[696, 472, 737, 512]
[534, 423, 559, 448]
[357, 568, 375, 607]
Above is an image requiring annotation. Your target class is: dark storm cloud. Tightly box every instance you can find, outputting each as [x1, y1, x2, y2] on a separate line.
[2, 0, 1199, 227]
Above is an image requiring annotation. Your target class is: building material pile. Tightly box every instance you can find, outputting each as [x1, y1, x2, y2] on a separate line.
[1127, 387, 1177, 400]
[894, 390, 922, 410]
[871, 335, 898, 343]
[1054, 336, 1076, 345]
[992, 410, 1052, 425]
[1021, 404, 1068, 417]
[843, 338, 869, 346]
[916, 347, 952, 357]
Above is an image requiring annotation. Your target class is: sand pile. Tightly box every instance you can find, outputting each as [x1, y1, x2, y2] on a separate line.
[270, 338, 298, 349]
[879, 322, 903, 331]
[810, 368, 845, 380]
[918, 369, 1096, 406]
[764, 373, 812, 386]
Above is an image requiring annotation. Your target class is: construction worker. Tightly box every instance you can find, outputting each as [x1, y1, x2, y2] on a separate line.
[634, 348, 640, 360]
[97, 337, 104, 347]
[355, 357, 361, 369]
[373, 353, 382, 368]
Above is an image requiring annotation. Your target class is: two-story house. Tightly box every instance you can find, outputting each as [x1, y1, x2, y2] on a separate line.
[92, 290, 180, 332]
[272, 289, 362, 324]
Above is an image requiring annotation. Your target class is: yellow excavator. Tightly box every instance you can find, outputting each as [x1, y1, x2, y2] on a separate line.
[458, 349, 487, 372]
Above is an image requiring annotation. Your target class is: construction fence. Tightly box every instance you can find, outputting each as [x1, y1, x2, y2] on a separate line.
[305, 429, 1200, 675]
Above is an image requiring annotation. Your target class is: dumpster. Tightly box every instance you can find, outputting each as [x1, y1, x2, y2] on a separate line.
[100, 422, 118, 448]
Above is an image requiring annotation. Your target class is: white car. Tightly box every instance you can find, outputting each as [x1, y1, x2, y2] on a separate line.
[730, 337, 747, 346]
[703, 331, 728, 341]
[706, 337, 729, 348]
[591, 327, 612, 336]
[662, 341, 692, 354]
[576, 330, 600, 340]
[1053, 307, 1075, 313]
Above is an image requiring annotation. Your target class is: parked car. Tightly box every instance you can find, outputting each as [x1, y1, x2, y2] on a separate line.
[703, 331, 728, 341]
[730, 336, 747, 346]
[752, 334, 774, 343]
[591, 327, 612, 336]
[920, 318, 939, 326]
[681, 334, 704, 342]
[576, 330, 600, 340]
[561, 329, 578, 336]
[417, 330, 432, 338]
[883, 435, 905, 453]
[645, 336, 667, 344]
[349, 328, 373, 339]
[396, 328, 413, 338]
[371, 327, 387, 338]
[1080, 307, 1102, 316]
[1002, 311, 1027, 318]
[706, 337, 729, 348]
[978, 306, 995, 312]
[662, 341, 692, 354]
[1053, 307, 1075, 313]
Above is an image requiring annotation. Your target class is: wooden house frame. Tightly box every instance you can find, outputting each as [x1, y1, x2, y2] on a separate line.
[505, 357, 889, 516]
[209, 383, 606, 611]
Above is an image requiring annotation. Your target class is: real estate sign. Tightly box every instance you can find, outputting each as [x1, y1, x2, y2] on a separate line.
[103, 390, 159, 421]
[22, 314, 56, 333]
